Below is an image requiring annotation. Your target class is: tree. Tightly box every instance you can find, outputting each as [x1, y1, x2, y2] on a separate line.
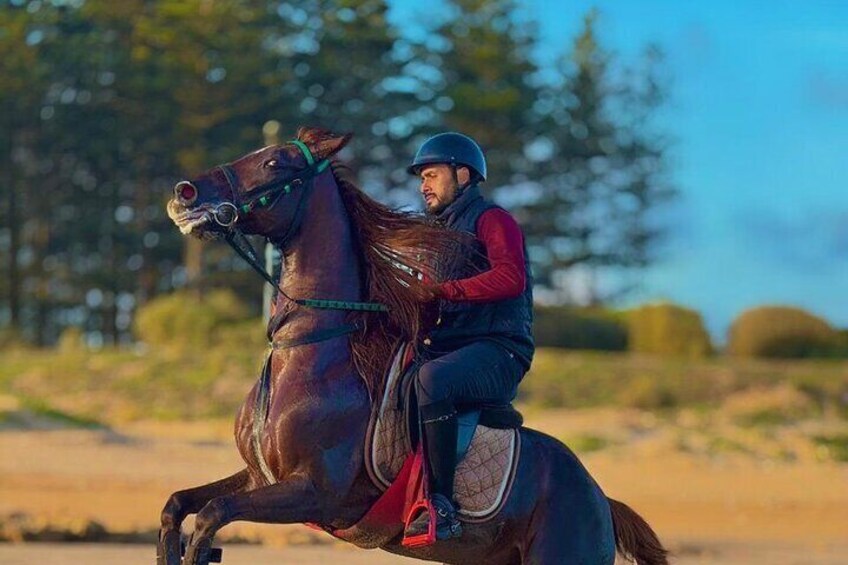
[521, 11, 676, 303]
[0, 1, 84, 344]
[0, 0, 425, 343]
[417, 0, 542, 188]
[277, 0, 423, 201]
[0, 1, 676, 344]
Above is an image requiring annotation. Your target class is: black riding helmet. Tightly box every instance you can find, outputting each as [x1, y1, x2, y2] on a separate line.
[407, 132, 487, 182]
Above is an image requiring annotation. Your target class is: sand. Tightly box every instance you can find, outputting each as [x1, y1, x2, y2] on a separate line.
[1, 410, 846, 563]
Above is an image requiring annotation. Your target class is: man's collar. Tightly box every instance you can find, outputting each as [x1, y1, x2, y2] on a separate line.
[429, 183, 482, 226]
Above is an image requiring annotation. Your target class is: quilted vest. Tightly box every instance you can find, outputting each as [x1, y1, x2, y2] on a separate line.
[427, 185, 535, 368]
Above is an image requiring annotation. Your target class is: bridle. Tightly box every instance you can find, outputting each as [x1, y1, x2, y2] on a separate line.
[212, 140, 329, 242]
[201, 139, 388, 315]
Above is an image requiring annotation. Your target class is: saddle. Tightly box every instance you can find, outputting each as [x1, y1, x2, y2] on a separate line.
[369, 342, 522, 510]
[321, 343, 523, 549]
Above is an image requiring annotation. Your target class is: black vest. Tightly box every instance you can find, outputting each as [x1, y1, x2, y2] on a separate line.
[427, 185, 535, 368]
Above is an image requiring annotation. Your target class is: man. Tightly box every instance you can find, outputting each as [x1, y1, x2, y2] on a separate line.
[404, 132, 535, 541]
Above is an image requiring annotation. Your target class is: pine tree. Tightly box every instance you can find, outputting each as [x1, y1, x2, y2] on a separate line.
[283, 0, 422, 200]
[521, 11, 675, 303]
[420, 0, 541, 188]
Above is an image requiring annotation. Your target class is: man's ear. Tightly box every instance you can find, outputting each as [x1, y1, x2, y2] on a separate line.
[295, 126, 353, 160]
[456, 166, 471, 186]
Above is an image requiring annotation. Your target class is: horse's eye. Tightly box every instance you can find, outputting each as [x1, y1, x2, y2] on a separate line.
[264, 159, 279, 168]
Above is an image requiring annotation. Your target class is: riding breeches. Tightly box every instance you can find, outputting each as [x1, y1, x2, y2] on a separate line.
[415, 340, 525, 414]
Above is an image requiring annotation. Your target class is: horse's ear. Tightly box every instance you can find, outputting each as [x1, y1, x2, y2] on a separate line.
[296, 126, 353, 160]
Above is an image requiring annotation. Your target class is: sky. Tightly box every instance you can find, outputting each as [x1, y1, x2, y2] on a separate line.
[388, 0, 848, 339]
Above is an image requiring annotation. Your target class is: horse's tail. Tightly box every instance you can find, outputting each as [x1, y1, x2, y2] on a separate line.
[607, 497, 668, 565]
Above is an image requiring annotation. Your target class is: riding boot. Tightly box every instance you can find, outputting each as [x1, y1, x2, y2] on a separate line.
[405, 401, 462, 541]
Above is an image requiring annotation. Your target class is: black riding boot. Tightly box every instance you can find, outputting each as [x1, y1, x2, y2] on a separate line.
[405, 401, 462, 541]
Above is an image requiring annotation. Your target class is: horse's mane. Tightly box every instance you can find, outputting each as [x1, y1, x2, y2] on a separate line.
[328, 161, 475, 401]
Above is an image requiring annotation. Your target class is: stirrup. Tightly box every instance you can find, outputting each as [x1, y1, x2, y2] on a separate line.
[402, 498, 437, 547]
[402, 494, 462, 547]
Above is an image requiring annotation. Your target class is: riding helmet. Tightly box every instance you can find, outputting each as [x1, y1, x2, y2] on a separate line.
[407, 132, 487, 182]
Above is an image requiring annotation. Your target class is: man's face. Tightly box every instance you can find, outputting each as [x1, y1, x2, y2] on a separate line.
[419, 164, 463, 213]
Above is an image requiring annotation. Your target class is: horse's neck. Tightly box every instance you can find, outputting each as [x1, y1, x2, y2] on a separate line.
[272, 174, 361, 328]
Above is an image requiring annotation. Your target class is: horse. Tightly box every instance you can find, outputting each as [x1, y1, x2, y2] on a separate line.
[159, 126, 668, 565]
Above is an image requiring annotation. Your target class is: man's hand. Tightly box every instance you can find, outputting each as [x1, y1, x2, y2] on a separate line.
[418, 282, 445, 302]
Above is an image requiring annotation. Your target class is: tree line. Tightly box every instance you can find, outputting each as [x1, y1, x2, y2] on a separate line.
[0, 0, 674, 346]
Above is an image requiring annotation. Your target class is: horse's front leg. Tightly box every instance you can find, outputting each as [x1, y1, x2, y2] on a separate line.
[182, 473, 327, 565]
[157, 468, 254, 565]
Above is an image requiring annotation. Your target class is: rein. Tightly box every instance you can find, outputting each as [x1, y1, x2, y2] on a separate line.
[213, 140, 388, 315]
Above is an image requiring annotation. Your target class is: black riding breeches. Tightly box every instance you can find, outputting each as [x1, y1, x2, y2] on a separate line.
[415, 340, 525, 417]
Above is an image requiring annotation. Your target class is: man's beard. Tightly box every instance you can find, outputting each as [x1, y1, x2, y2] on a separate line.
[424, 182, 459, 215]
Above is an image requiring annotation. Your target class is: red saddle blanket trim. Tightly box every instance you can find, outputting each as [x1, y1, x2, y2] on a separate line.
[307, 444, 432, 548]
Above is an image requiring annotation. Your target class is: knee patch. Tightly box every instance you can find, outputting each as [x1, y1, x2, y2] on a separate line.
[416, 361, 453, 406]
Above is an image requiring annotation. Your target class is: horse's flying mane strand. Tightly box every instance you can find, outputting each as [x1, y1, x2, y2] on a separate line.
[326, 160, 476, 402]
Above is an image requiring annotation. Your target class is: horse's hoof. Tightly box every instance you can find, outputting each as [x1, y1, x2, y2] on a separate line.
[182, 535, 212, 565]
[182, 535, 223, 564]
[156, 529, 182, 565]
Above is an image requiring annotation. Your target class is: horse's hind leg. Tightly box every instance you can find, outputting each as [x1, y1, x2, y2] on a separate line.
[523, 523, 616, 565]
[522, 484, 616, 565]
[158, 468, 254, 565]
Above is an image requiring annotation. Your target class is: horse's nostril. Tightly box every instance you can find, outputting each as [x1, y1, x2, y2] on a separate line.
[175, 181, 198, 205]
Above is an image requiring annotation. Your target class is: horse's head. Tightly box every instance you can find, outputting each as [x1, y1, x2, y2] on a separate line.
[167, 127, 352, 242]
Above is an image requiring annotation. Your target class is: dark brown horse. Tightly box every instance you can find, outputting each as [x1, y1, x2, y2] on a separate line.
[160, 127, 668, 565]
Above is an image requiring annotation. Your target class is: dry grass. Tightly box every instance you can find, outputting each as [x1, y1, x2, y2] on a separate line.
[1, 345, 846, 463]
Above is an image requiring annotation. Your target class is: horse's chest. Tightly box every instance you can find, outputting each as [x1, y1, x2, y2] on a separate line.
[234, 365, 368, 481]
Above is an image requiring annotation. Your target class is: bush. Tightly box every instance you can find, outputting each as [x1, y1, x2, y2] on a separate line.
[626, 302, 712, 358]
[727, 306, 838, 358]
[57, 326, 85, 353]
[722, 384, 818, 427]
[835, 329, 848, 357]
[134, 290, 257, 351]
[0, 327, 28, 350]
[533, 306, 627, 351]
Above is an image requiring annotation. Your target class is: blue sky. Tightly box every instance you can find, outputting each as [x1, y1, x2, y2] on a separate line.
[388, 0, 848, 339]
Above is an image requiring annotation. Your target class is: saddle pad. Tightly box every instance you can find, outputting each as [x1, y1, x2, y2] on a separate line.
[365, 344, 520, 522]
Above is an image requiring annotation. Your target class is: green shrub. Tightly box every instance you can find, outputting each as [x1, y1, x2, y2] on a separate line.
[57, 326, 85, 353]
[813, 434, 848, 462]
[533, 306, 627, 351]
[835, 329, 848, 357]
[134, 290, 256, 351]
[617, 374, 679, 409]
[727, 306, 838, 358]
[626, 302, 712, 358]
[0, 327, 28, 350]
[722, 384, 818, 427]
[564, 434, 614, 453]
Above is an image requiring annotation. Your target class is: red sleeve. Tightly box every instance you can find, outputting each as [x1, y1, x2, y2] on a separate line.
[438, 208, 526, 302]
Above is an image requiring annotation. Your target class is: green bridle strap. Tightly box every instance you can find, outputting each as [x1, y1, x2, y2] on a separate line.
[290, 139, 315, 165]
[236, 140, 330, 215]
[289, 139, 331, 174]
[295, 298, 388, 312]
